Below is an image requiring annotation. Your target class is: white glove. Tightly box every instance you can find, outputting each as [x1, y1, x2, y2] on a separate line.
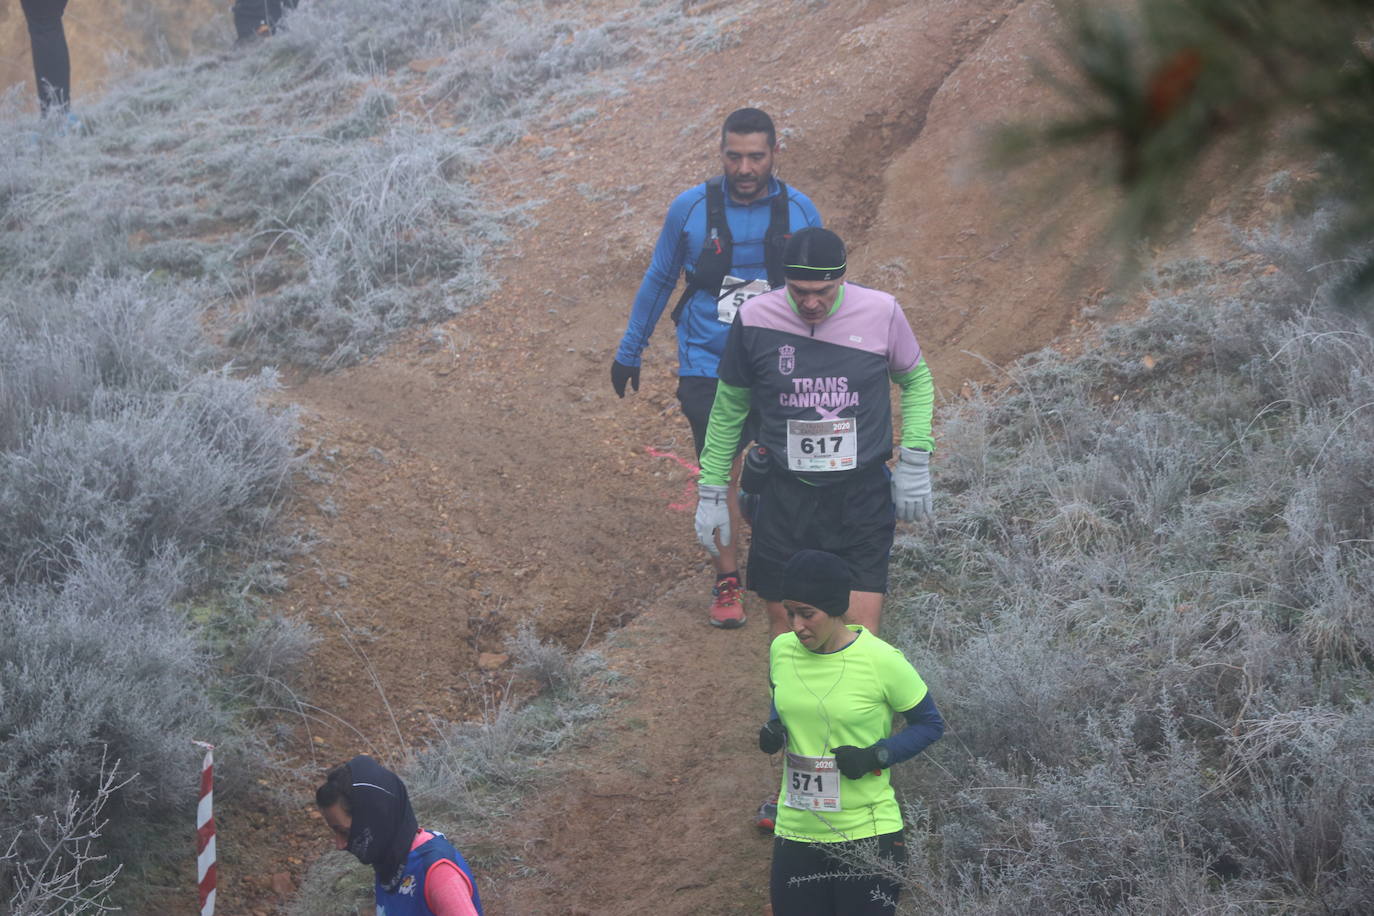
[695, 483, 731, 556]
[892, 447, 933, 523]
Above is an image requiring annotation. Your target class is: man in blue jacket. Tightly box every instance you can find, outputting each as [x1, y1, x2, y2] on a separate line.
[612, 107, 823, 629]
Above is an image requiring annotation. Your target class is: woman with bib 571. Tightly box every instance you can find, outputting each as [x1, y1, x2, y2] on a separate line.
[759, 550, 945, 915]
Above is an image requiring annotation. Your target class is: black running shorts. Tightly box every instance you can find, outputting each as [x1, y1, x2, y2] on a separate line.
[676, 375, 755, 460]
[747, 462, 895, 599]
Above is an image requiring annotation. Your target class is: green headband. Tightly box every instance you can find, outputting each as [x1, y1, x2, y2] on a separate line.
[783, 261, 846, 281]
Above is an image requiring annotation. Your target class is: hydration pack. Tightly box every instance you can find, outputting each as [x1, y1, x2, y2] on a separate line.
[670, 176, 791, 325]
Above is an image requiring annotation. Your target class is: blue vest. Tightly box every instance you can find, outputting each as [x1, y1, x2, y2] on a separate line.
[375, 832, 482, 916]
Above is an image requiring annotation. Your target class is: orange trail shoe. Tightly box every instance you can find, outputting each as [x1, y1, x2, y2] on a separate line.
[709, 575, 746, 629]
[752, 800, 778, 833]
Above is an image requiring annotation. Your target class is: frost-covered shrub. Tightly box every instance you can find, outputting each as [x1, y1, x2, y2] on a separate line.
[0, 0, 738, 368]
[1, 753, 127, 916]
[0, 276, 205, 448]
[422, 4, 634, 132]
[0, 367, 295, 585]
[504, 622, 606, 697]
[0, 272, 300, 905]
[885, 245, 1374, 912]
[265, 0, 490, 77]
[229, 124, 491, 368]
[0, 546, 219, 880]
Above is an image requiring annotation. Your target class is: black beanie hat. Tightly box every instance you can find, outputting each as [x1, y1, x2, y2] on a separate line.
[781, 550, 852, 616]
[783, 227, 847, 281]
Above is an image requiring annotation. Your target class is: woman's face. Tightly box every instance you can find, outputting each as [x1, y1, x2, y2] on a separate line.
[785, 601, 845, 652]
[320, 801, 352, 852]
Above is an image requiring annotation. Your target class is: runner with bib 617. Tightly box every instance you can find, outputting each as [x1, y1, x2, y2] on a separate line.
[693, 227, 936, 638]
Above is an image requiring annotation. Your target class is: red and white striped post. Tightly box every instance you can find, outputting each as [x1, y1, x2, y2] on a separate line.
[193, 741, 216, 916]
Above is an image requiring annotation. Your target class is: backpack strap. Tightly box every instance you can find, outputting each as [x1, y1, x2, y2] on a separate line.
[705, 174, 732, 249]
[763, 180, 790, 289]
[670, 176, 732, 325]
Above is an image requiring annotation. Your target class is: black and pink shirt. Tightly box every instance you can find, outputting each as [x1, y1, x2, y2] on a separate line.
[715, 283, 923, 486]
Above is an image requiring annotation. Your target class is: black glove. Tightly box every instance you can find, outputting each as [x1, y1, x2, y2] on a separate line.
[831, 744, 884, 780]
[759, 719, 785, 754]
[611, 360, 640, 398]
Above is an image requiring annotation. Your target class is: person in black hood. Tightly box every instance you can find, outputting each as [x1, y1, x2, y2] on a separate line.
[316, 755, 483, 915]
[232, 0, 299, 44]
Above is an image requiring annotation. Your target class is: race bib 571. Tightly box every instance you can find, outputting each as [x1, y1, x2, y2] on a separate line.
[784, 752, 842, 812]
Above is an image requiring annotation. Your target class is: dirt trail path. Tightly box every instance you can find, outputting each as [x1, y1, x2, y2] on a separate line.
[269, 0, 1039, 749]
[481, 578, 780, 915]
[224, 1, 1259, 912]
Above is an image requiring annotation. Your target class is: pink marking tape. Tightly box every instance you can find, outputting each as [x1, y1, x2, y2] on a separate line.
[644, 447, 700, 511]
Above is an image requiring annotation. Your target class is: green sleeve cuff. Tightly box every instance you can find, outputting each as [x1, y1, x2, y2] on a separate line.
[892, 358, 934, 452]
[699, 380, 750, 485]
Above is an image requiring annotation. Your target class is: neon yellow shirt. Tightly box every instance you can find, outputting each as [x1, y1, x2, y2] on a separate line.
[769, 626, 927, 843]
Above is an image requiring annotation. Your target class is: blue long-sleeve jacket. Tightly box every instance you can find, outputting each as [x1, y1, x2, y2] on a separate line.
[615, 176, 822, 378]
[767, 692, 945, 767]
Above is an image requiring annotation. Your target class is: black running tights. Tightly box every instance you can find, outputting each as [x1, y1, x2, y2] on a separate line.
[770, 831, 906, 916]
[20, 0, 69, 115]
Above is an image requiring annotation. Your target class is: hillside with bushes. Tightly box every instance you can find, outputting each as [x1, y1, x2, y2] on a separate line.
[2, 1, 1371, 914]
